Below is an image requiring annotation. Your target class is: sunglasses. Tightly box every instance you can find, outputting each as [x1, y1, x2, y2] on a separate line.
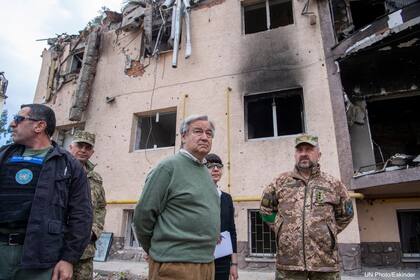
[13, 115, 41, 124]
[206, 162, 223, 169]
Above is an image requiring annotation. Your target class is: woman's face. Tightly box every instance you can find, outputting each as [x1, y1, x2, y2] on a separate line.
[206, 162, 224, 184]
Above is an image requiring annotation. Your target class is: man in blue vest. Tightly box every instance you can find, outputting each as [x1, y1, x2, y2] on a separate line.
[0, 104, 92, 280]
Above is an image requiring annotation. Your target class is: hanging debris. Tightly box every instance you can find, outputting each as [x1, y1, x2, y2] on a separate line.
[162, 0, 192, 67]
[120, 1, 146, 32]
[139, 0, 206, 67]
[117, 0, 216, 68]
[69, 29, 100, 121]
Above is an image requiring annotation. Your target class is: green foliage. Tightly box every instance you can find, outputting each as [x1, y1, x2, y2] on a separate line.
[117, 271, 128, 280]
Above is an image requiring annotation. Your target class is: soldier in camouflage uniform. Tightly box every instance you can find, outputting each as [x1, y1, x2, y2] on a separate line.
[69, 130, 107, 280]
[260, 135, 354, 280]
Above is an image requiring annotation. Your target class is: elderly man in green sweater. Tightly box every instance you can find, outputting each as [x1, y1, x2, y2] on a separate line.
[133, 115, 220, 280]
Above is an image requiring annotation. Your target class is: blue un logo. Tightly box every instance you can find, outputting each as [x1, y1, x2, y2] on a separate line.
[15, 169, 33, 185]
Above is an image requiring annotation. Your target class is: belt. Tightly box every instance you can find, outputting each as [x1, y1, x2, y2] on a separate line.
[0, 232, 25, 245]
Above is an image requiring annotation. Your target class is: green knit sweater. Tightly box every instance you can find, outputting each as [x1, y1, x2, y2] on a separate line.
[133, 152, 220, 263]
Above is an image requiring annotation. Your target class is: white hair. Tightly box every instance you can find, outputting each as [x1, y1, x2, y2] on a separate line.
[179, 114, 215, 136]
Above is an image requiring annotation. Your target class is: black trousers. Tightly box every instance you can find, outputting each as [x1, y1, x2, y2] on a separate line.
[215, 255, 230, 280]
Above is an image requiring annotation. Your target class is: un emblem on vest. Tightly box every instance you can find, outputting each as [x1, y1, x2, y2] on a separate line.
[15, 169, 33, 185]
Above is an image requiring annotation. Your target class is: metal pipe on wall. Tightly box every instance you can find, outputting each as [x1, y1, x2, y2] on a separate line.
[183, 0, 192, 58]
[226, 87, 232, 194]
[172, 0, 183, 67]
[106, 192, 365, 205]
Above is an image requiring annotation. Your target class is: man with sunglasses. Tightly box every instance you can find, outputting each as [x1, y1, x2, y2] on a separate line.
[133, 115, 220, 280]
[69, 130, 106, 280]
[0, 104, 92, 280]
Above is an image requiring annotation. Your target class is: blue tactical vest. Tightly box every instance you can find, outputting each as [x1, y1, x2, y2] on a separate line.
[0, 156, 43, 228]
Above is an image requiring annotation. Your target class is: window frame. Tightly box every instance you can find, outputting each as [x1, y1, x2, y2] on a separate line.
[54, 124, 85, 149]
[133, 107, 177, 151]
[248, 209, 277, 257]
[66, 49, 85, 74]
[242, 0, 294, 34]
[397, 209, 420, 260]
[123, 209, 140, 248]
[244, 87, 306, 141]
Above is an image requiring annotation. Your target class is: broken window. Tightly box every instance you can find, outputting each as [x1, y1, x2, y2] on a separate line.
[245, 88, 304, 139]
[151, 9, 173, 54]
[331, 0, 419, 41]
[134, 110, 176, 150]
[249, 209, 276, 256]
[243, 0, 294, 34]
[123, 210, 139, 247]
[67, 50, 84, 74]
[397, 210, 420, 260]
[144, 4, 173, 56]
[368, 95, 420, 164]
[55, 124, 85, 149]
[349, 0, 386, 30]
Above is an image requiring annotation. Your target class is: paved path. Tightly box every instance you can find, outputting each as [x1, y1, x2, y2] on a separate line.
[94, 260, 419, 280]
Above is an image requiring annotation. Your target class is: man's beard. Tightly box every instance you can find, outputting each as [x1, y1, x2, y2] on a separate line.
[296, 158, 315, 170]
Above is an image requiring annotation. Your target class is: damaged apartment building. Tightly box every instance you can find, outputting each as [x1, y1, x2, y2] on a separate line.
[33, 0, 419, 272]
[324, 0, 420, 268]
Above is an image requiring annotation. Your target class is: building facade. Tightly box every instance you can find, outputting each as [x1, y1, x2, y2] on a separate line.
[33, 0, 420, 271]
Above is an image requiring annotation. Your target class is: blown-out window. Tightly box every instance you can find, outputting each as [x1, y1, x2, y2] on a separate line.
[243, 0, 294, 34]
[68, 50, 84, 74]
[245, 88, 305, 139]
[55, 124, 85, 149]
[134, 109, 177, 150]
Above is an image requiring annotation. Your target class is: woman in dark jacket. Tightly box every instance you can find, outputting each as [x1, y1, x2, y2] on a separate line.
[205, 153, 238, 280]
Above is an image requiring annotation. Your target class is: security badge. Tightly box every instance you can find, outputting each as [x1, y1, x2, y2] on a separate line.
[15, 169, 33, 185]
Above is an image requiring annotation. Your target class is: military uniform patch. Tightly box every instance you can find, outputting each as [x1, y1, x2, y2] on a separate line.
[315, 189, 325, 204]
[261, 192, 277, 208]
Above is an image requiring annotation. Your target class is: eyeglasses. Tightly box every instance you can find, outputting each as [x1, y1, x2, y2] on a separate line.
[206, 163, 223, 169]
[13, 115, 41, 125]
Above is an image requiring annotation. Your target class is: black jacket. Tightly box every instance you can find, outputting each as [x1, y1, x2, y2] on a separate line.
[215, 191, 237, 274]
[0, 142, 93, 269]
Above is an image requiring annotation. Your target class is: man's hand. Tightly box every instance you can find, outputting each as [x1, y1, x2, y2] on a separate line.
[52, 260, 73, 280]
[230, 264, 238, 280]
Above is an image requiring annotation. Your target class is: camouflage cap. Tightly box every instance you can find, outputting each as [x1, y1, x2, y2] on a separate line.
[72, 130, 95, 147]
[295, 134, 318, 148]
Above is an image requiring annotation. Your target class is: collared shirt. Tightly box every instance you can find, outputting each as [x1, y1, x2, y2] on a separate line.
[179, 149, 207, 165]
[216, 186, 222, 197]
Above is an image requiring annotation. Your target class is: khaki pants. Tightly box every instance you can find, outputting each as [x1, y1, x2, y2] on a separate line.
[276, 270, 341, 280]
[148, 258, 214, 280]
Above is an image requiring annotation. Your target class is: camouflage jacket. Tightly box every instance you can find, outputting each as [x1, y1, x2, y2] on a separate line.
[260, 165, 354, 272]
[80, 161, 107, 259]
